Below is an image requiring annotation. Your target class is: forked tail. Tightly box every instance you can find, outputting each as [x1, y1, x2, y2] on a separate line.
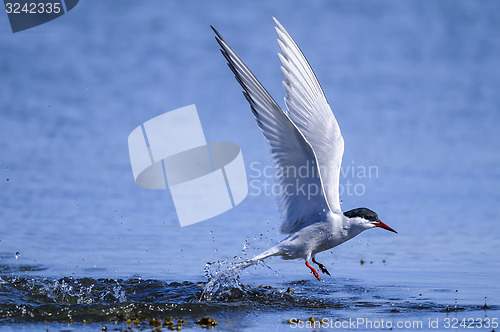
[233, 244, 282, 270]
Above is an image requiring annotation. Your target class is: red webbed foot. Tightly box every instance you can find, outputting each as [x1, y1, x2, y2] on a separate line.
[305, 261, 321, 281]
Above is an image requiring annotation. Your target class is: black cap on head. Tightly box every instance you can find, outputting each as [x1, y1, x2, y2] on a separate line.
[343, 207, 380, 222]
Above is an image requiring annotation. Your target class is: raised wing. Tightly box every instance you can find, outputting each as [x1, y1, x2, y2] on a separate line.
[213, 26, 330, 234]
[274, 17, 344, 213]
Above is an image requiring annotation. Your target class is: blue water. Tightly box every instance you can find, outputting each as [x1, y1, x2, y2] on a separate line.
[1, 0, 499, 331]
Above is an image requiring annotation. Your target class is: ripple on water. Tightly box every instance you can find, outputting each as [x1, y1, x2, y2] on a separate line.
[0, 272, 498, 327]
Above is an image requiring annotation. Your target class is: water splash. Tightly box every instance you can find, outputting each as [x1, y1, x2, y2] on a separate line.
[200, 260, 255, 301]
[0, 273, 496, 325]
[6, 276, 127, 305]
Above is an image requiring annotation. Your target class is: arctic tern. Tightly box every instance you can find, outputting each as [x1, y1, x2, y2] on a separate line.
[212, 18, 397, 280]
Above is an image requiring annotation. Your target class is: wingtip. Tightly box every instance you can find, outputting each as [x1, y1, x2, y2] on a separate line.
[277, 52, 287, 64]
[273, 17, 284, 30]
[211, 25, 223, 39]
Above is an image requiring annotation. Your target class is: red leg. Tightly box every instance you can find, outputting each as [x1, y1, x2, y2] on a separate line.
[305, 261, 321, 281]
[312, 257, 331, 276]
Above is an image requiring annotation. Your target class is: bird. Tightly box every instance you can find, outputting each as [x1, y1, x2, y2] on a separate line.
[211, 18, 397, 281]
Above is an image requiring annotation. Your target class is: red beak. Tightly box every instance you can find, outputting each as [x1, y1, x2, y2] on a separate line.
[374, 221, 397, 233]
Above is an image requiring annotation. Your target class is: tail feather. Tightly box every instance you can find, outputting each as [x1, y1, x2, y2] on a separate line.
[238, 244, 282, 269]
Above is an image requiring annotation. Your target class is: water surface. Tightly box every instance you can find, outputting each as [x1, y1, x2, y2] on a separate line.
[1, 0, 499, 330]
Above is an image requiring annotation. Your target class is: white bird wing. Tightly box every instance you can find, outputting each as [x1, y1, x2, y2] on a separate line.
[213, 26, 331, 234]
[274, 17, 344, 215]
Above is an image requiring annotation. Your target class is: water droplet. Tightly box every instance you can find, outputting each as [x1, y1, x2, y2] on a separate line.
[243, 238, 250, 250]
[15, 252, 20, 259]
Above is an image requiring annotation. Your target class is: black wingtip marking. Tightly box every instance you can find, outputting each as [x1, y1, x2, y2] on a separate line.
[211, 23, 281, 134]
[211, 25, 223, 39]
[215, 37, 225, 50]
